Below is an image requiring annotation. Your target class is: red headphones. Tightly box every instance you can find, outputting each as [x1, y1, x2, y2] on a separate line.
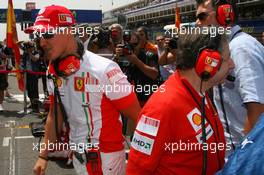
[195, 34, 222, 80]
[50, 54, 81, 77]
[49, 38, 84, 77]
[215, 0, 235, 26]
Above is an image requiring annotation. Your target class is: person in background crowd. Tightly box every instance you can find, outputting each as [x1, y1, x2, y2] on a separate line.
[0, 42, 8, 112]
[116, 27, 160, 107]
[127, 29, 235, 175]
[24, 5, 141, 175]
[109, 23, 123, 46]
[91, 26, 114, 58]
[20, 41, 40, 113]
[2, 39, 15, 100]
[39, 56, 49, 99]
[77, 23, 91, 52]
[156, 34, 176, 81]
[196, 0, 264, 156]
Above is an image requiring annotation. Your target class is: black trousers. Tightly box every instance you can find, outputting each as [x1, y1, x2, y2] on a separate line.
[26, 73, 39, 100]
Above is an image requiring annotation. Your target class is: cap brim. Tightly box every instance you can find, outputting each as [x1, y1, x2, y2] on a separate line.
[24, 24, 54, 34]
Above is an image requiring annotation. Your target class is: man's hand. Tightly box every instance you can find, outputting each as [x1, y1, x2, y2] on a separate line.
[33, 158, 48, 175]
[115, 44, 124, 59]
[126, 53, 137, 64]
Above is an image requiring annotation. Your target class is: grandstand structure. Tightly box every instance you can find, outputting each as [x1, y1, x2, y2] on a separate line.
[103, 0, 264, 40]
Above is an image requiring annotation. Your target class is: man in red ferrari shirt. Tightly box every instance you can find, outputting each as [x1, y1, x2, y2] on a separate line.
[126, 29, 235, 175]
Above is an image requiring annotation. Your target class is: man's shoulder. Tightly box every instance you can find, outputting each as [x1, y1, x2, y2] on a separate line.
[83, 51, 115, 68]
[144, 76, 186, 113]
[145, 42, 158, 53]
[230, 31, 259, 49]
[81, 51, 121, 79]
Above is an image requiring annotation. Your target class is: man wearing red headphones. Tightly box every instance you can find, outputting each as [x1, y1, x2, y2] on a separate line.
[25, 5, 141, 175]
[196, 0, 264, 156]
[126, 30, 235, 175]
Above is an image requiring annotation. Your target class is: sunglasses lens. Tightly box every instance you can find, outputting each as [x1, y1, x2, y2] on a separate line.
[42, 32, 55, 39]
[35, 32, 55, 39]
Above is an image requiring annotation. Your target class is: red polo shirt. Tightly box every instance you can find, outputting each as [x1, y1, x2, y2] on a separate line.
[126, 71, 226, 175]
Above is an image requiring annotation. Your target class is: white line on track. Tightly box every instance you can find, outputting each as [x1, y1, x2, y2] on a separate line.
[2, 136, 34, 147]
[9, 121, 15, 175]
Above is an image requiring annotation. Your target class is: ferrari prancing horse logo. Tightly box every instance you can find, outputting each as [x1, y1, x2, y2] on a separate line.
[74, 77, 85, 91]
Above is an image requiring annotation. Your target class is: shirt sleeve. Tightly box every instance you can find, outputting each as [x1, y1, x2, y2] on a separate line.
[231, 43, 264, 104]
[126, 111, 169, 174]
[101, 61, 137, 110]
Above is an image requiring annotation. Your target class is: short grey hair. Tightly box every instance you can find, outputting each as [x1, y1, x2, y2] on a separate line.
[109, 23, 123, 31]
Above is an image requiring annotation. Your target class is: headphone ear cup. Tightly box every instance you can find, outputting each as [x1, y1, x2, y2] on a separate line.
[195, 49, 222, 80]
[52, 55, 81, 77]
[216, 4, 235, 26]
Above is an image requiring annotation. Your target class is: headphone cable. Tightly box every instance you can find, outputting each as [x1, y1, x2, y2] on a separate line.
[200, 81, 207, 175]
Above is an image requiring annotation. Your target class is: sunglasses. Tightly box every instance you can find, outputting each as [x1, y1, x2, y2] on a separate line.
[35, 31, 55, 40]
[196, 12, 210, 21]
[156, 38, 164, 42]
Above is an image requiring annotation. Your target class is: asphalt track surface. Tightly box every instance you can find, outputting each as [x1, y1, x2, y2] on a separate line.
[0, 75, 76, 175]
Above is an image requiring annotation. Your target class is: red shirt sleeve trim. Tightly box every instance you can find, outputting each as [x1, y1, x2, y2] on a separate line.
[49, 95, 54, 105]
[111, 92, 137, 110]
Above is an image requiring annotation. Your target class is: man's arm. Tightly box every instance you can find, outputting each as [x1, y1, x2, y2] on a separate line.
[158, 49, 177, 66]
[120, 98, 141, 122]
[244, 102, 264, 134]
[158, 38, 177, 66]
[33, 102, 63, 175]
[231, 44, 264, 134]
[40, 103, 63, 156]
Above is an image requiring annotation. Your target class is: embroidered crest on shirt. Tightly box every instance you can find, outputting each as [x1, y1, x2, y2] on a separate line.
[56, 78, 63, 88]
[74, 77, 85, 91]
[187, 108, 213, 143]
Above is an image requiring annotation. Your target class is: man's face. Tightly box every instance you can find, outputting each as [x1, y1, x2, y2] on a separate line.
[130, 34, 138, 45]
[196, 0, 219, 27]
[111, 26, 122, 43]
[156, 36, 165, 48]
[39, 28, 70, 61]
[205, 41, 235, 87]
[137, 29, 147, 43]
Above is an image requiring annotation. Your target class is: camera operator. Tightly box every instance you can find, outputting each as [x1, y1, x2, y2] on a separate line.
[109, 23, 123, 46]
[158, 36, 177, 80]
[2, 39, 15, 99]
[89, 26, 114, 59]
[34, 38, 49, 99]
[77, 23, 91, 52]
[20, 41, 40, 113]
[116, 29, 160, 107]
